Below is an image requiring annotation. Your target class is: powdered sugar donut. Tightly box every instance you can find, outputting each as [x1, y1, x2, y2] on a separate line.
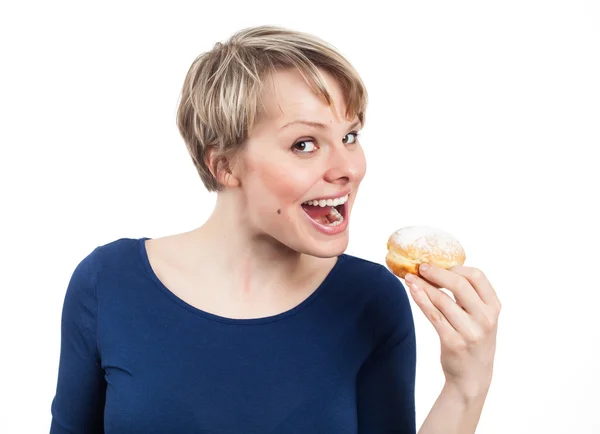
[385, 225, 466, 279]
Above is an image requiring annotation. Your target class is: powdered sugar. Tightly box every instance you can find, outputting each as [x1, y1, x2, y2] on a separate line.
[391, 225, 464, 259]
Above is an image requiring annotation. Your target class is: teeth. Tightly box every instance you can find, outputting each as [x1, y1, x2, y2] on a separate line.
[302, 193, 349, 207]
[330, 207, 342, 218]
[326, 206, 344, 226]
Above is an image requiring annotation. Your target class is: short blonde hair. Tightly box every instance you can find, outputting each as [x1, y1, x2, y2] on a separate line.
[176, 25, 369, 192]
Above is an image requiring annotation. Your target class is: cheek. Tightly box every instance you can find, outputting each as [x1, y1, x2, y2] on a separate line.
[353, 146, 367, 181]
[247, 159, 310, 206]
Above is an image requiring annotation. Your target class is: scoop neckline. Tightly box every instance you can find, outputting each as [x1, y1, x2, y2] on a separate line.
[137, 237, 347, 325]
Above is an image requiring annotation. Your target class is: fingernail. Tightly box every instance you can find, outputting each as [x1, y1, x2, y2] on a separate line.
[420, 263, 430, 273]
[410, 282, 420, 293]
[405, 273, 415, 283]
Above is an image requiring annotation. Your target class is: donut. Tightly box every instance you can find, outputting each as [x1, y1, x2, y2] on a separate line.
[385, 225, 466, 279]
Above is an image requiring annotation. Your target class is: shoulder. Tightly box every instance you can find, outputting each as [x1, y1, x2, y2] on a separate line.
[337, 254, 416, 356]
[337, 253, 409, 305]
[66, 237, 144, 296]
[94, 236, 144, 263]
[91, 236, 145, 271]
[333, 254, 414, 330]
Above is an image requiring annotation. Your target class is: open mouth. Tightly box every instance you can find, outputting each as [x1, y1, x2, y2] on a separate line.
[300, 193, 349, 227]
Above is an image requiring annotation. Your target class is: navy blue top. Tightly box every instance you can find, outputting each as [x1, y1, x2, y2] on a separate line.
[50, 237, 416, 433]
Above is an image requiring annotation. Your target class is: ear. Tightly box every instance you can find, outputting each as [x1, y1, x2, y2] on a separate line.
[205, 147, 241, 188]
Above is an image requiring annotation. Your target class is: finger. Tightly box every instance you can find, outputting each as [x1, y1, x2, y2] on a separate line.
[418, 263, 485, 314]
[407, 273, 476, 338]
[405, 277, 461, 342]
[449, 265, 501, 308]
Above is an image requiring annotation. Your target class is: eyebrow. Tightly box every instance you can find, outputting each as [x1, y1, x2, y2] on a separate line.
[279, 119, 362, 131]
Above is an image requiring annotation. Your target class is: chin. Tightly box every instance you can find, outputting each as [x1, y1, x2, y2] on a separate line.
[301, 234, 349, 258]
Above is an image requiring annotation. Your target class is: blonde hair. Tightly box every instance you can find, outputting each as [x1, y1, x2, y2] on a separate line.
[176, 25, 369, 192]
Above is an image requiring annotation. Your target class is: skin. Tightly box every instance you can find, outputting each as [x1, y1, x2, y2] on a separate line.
[146, 67, 365, 319]
[147, 66, 500, 433]
[405, 264, 501, 433]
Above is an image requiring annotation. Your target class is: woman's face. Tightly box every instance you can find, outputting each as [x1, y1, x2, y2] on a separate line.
[233, 67, 367, 258]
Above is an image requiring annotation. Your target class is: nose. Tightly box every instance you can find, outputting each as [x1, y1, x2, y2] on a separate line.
[323, 144, 363, 185]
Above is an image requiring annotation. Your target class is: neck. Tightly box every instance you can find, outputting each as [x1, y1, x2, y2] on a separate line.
[186, 192, 328, 297]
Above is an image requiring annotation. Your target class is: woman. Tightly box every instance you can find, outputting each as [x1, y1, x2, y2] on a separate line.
[50, 25, 500, 433]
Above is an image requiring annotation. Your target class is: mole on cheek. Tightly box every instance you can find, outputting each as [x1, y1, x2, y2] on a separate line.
[277, 209, 281, 214]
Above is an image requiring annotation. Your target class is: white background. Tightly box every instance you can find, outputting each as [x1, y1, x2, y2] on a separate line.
[1, 0, 599, 432]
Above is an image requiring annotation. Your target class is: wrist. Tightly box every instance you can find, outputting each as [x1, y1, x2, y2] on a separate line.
[443, 378, 491, 404]
[419, 380, 490, 434]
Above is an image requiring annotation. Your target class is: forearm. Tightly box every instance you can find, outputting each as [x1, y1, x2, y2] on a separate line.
[418, 381, 489, 434]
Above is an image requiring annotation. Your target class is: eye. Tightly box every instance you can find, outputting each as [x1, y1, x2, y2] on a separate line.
[292, 139, 318, 154]
[343, 131, 361, 145]
[291, 131, 361, 155]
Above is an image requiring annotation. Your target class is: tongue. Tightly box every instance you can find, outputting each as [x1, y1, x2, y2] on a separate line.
[301, 204, 333, 219]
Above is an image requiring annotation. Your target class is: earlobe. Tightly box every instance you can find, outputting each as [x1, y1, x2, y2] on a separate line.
[221, 167, 241, 188]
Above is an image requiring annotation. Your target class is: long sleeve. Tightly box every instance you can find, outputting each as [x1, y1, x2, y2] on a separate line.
[50, 248, 106, 433]
[356, 269, 417, 433]
[47, 240, 415, 432]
